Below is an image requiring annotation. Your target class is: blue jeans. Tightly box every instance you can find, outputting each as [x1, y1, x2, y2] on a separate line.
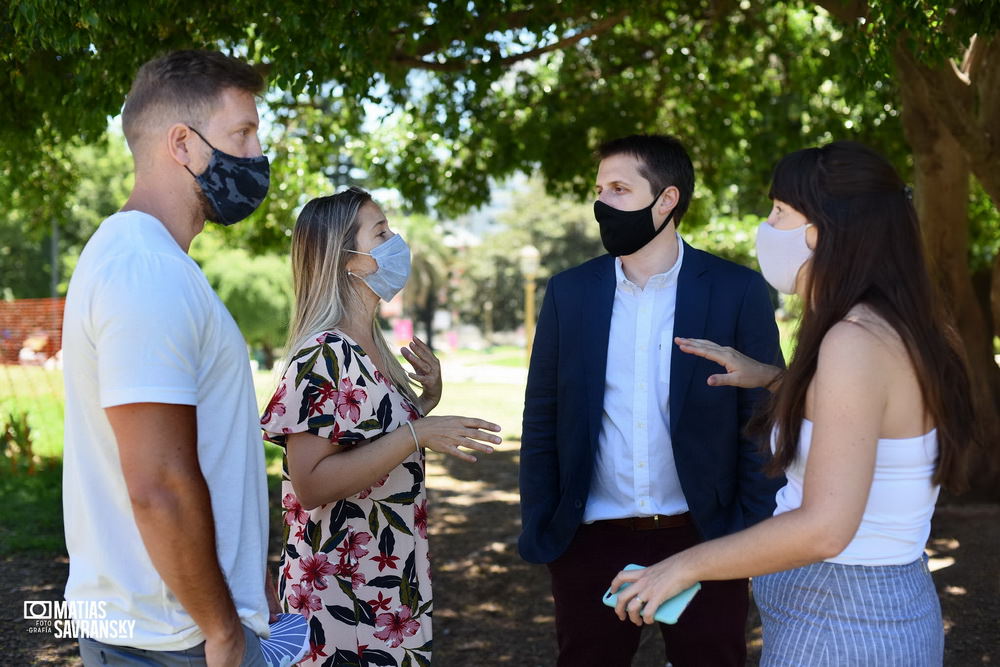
[79, 624, 266, 666]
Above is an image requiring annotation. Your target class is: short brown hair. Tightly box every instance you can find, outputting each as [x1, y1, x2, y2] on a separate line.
[122, 50, 264, 152]
[598, 134, 695, 226]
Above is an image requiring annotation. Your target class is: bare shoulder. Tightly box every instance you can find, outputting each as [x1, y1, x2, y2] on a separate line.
[815, 311, 896, 389]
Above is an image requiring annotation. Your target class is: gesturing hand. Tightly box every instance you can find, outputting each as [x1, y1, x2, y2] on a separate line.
[401, 336, 442, 413]
[412, 416, 501, 463]
[674, 337, 781, 390]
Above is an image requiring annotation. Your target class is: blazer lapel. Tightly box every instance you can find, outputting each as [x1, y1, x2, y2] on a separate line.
[585, 255, 616, 452]
[670, 243, 710, 436]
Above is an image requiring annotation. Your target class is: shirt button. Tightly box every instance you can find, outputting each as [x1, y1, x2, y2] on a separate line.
[638, 462, 646, 468]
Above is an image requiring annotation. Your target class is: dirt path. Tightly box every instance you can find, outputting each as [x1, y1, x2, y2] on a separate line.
[3, 445, 997, 665]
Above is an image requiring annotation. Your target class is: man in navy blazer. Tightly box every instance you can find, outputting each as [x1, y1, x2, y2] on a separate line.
[519, 134, 784, 666]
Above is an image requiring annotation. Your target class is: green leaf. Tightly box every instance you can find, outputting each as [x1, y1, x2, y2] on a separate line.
[381, 490, 418, 504]
[355, 418, 382, 431]
[379, 505, 413, 536]
[294, 351, 320, 387]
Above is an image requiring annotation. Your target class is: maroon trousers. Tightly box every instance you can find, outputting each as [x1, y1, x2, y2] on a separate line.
[546, 520, 749, 667]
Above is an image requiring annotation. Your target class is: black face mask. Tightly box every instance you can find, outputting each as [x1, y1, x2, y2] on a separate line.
[184, 126, 270, 226]
[594, 188, 673, 256]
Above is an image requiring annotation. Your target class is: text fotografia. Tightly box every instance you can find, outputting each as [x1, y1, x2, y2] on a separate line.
[23, 601, 136, 640]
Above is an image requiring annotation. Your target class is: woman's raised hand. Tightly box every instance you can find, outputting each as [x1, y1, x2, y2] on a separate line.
[674, 337, 782, 390]
[411, 416, 501, 463]
[401, 336, 443, 413]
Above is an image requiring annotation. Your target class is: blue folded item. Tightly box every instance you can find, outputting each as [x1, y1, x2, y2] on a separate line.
[602, 564, 701, 624]
[259, 613, 310, 667]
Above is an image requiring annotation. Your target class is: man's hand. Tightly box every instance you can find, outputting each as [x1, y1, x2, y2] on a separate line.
[204, 623, 246, 667]
[266, 568, 282, 622]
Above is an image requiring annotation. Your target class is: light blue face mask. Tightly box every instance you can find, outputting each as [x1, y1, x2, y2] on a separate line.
[346, 233, 412, 302]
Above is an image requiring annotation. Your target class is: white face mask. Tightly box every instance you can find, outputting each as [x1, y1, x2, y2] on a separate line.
[346, 233, 412, 302]
[755, 221, 813, 295]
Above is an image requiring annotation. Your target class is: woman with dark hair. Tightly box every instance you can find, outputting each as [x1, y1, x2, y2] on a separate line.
[261, 187, 501, 665]
[607, 142, 978, 665]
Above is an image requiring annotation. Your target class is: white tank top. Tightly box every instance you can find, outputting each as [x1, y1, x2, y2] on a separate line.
[772, 419, 940, 566]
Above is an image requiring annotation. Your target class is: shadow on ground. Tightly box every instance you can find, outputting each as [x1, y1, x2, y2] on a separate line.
[3, 442, 997, 665]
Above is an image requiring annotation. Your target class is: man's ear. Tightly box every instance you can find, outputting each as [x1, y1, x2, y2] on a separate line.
[166, 123, 197, 169]
[658, 185, 681, 216]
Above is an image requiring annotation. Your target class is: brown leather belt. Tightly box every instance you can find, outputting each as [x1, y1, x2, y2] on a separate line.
[597, 513, 692, 531]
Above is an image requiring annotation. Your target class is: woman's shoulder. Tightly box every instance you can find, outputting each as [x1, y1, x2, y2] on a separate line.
[815, 306, 909, 388]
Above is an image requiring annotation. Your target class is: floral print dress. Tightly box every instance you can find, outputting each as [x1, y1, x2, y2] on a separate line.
[261, 330, 432, 667]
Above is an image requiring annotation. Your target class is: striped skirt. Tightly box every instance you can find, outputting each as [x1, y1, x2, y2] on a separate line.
[753, 555, 943, 666]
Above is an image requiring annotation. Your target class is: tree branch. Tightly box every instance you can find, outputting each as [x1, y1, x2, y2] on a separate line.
[390, 11, 629, 73]
[895, 36, 1000, 206]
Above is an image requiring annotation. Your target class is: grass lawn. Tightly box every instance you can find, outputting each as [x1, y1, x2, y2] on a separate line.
[1, 319, 796, 558]
[434, 381, 525, 442]
[0, 461, 65, 555]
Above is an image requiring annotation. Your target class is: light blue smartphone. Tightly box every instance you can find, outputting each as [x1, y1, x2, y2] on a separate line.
[602, 563, 701, 624]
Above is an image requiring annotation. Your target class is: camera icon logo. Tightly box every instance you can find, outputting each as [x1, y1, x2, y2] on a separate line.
[23, 601, 53, 620]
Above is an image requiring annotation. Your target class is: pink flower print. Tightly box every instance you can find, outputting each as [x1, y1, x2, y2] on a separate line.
[414, 499, 428, 539]
[333, 558, 367, 590]
[281, 561, 293, 580]
[371, 552, 400, 572]
[367, 591, 393, 612]
[335, 377, 367, 422]
[358, 473, 389, 499]
[304, 642, 328, 663]
[282, 493, 309, 526]
[287, 582, 322, 619]
[261, 383, 287, 425]
[293, 524, 306, 541]
[403, 401, 420, 422]
[335, 528, 372, 562]
[329, 420, 344, 444]
[299, 553, 337, 591]
[373, 605, 421, 649]
[310, 382, 339, 416]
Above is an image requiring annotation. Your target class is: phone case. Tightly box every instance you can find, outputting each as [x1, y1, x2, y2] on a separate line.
[602, 563, 701, 624]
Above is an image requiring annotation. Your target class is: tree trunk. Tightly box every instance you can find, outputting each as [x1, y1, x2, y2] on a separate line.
[896, 47, 1000, 501]
[420, 291, 437, 351]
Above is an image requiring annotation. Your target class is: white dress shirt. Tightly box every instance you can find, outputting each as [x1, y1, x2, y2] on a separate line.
[584, 234, 689, 522]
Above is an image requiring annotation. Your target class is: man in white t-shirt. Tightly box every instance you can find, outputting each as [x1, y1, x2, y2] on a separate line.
[62, 50, 275, 666]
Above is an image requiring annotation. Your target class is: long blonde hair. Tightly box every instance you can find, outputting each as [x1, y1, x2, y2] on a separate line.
[280, 186, 421, 410]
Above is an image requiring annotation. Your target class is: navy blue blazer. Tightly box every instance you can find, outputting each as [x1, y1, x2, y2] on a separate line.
[518, 243, 785, 564]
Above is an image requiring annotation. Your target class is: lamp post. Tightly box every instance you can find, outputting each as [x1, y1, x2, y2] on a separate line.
[519, 245, 541, 364]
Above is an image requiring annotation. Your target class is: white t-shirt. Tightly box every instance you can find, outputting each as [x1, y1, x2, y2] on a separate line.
[61, 210, 269, 650]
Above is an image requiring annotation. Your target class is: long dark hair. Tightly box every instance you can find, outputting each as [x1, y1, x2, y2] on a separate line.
[758, 141, 977, 493]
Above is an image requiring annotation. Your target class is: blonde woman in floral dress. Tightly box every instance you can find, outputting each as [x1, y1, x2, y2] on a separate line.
[261, 187, 501, 666]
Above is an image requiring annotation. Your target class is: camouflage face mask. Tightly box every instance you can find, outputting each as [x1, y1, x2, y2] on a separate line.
[185, 126, 270, 226]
